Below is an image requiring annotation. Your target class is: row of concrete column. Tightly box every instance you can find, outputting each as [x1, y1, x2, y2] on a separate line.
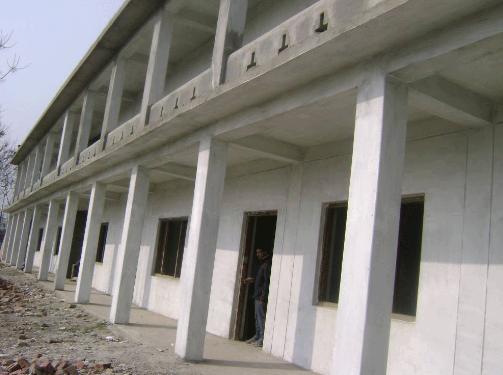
[1, 68, 408, 374]
[0, 134, 230, 359]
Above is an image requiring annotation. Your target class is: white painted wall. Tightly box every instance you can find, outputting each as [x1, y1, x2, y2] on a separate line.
[85, 122, 503, 375]
[482, 125, 503, 374]
[33, 208, 64, 275]
[244, 0, 320, 43]
[92, 197, 126, 295]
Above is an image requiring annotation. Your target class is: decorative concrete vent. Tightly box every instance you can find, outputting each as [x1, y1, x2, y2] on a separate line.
[278, 33, 290, 54]
[315, 12, 329, 33]
[247, 51, 257, 70]
[149, 69, 212, 125]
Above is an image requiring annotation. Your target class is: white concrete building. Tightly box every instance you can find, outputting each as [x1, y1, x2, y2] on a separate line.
[2, 0, 503, 373]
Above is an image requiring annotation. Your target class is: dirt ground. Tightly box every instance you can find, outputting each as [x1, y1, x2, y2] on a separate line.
[0, 263, 198, 375]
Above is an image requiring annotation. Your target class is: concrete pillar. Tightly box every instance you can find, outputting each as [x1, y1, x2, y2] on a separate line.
[16, 207, 33, 270]
[23, 153, 35, 192]
[212, 0, 248, 87]
[1, 216, 12, 260]
[74, 91, 95, 163]
[1, 216, 14, 262]
[5, 214, 19, 263]
[57, 111, 78, 171]
[75, 182, 106, 303]
[30, 145, 43, 187]
[54, 192, 79, 290]
[9, 211, 25, 266]
[109, 166, 150, 323]
[101, 59, 125, 139]
[175, 137, 228, 361]
[17, 162, 27, 194]
[38, 199, 60, 281]
[330, 71, 408, 375]
[24, 205, 43, 273]
[13, 165, 22, 196]
[40, 132, 57, 178]
[139, 4, 173, 126]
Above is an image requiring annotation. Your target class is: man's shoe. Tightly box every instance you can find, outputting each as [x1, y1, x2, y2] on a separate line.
[245, 337, 257, 344]
[253, 340, 263, 347]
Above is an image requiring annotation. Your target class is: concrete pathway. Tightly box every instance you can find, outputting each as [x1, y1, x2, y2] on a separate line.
[34, 272, 315, 375]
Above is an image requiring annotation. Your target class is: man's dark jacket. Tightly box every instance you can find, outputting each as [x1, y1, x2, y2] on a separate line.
[253, 257, 271, 302]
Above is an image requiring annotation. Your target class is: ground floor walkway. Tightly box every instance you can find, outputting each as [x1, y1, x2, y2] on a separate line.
[32, 270, 315, 375]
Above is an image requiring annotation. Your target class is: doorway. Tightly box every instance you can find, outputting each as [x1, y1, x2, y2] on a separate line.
[234, 211, 277, 341]
[67, 210, 88, 279]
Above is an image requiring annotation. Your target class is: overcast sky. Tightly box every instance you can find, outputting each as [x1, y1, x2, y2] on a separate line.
[0, 0, 125, 146]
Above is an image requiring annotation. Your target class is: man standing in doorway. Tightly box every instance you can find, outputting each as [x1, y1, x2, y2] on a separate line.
[245, 248, 272, 347]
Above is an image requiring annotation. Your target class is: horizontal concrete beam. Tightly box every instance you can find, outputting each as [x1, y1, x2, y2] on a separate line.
[95, 89, 139, 104]
[231, 135, 304, 163]
[493, 105, 503, 124]
[81, 191, 122, 202]
[390, 4, 503, 82]
[177, 10, 216, 34]
[107, 184, 130, 193]
[409, 76, 493, 127]
[227, 158, 288, 179]
[152, 163, 197, 181]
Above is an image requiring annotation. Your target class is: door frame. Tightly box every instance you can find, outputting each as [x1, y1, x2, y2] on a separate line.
[231, 210, 277, 340]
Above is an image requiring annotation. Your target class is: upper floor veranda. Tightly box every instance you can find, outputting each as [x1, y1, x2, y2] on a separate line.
[8, 0, 503, 211]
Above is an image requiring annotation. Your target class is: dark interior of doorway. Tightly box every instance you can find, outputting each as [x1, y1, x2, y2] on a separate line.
[66, 210, 88, 279]
[234, 212, 277, 341]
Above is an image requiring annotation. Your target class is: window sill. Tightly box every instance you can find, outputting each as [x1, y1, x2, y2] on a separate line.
[315, 301, 339, 309]
[391, 312, 416, 322]
[315, 302, 416, 322]
[151, 273, 180, 281]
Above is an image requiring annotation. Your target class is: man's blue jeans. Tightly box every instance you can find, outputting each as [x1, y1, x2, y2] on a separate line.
[254, 300, 266, 342]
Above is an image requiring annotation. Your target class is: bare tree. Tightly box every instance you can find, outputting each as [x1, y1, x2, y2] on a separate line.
[0, 31, 22, 81]
[0, 122, 15, 215]
[0, 30, 20, 229]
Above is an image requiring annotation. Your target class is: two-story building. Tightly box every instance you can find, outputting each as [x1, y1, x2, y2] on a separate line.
[2, 0, 503, 374]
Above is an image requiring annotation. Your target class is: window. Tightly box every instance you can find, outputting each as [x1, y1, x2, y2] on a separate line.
[317, 197, 424, 316]
[153, 218, 188, 278]
[392, 198, 424, 316]
[53, 226, 62, 255]
[95, 223, 109, 263]
[36, 228, 44, 252]
[318, 203, 347, 304]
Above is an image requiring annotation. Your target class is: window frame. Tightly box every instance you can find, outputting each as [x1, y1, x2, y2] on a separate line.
[152, 216, 189, 279]
[95, 222, 109, 263]
[53, 226, 63, 255]
[35, 227, 44, 252]
[314, 201, 347, 307]
[314, 195, 425, 318]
